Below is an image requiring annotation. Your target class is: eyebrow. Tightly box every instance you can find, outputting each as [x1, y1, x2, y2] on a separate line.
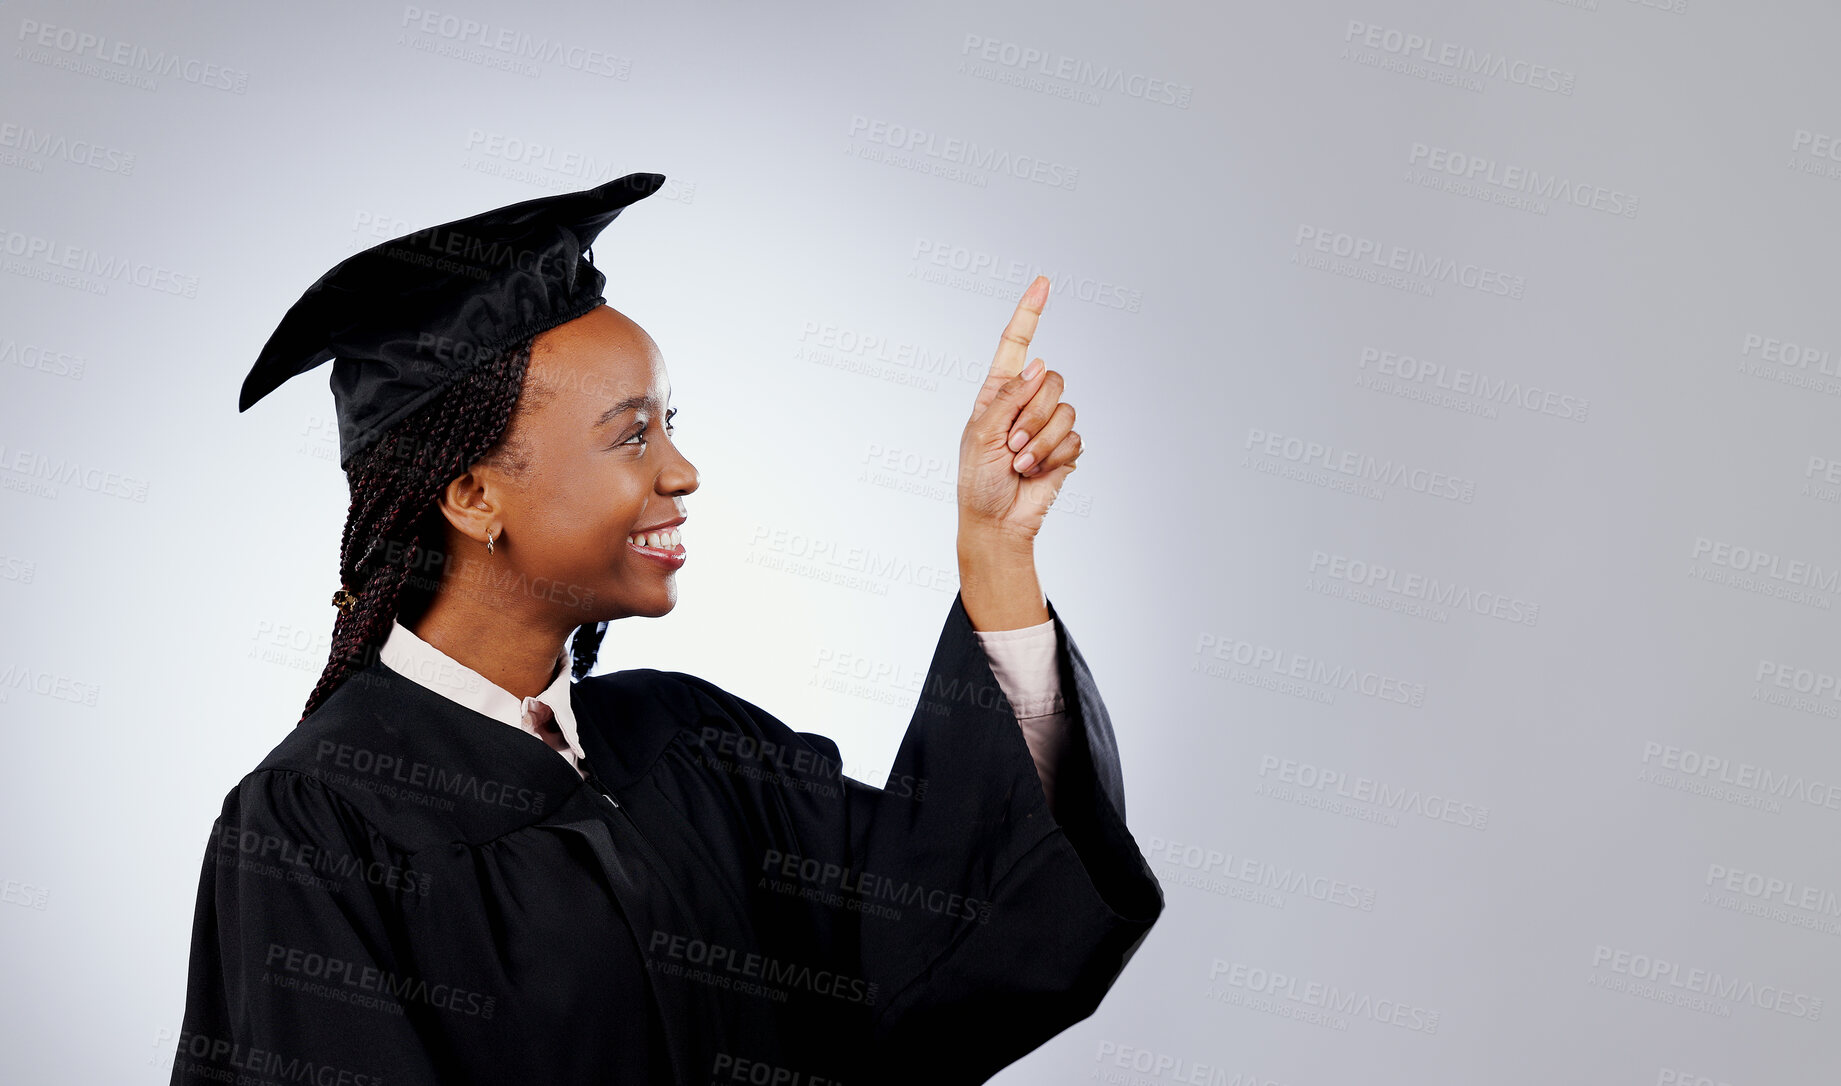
[594, 390, 673, 429]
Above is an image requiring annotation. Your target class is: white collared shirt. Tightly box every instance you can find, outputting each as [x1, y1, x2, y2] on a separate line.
[378, 618, 590, 778]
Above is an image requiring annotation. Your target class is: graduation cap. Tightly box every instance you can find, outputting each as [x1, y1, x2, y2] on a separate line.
[239, 172, 667, 465]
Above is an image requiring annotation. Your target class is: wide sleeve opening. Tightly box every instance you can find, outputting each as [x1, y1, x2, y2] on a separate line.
[667, 590, 1165, 1082]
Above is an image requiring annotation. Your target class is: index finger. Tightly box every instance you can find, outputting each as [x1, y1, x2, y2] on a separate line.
[990, 275, 1050, 382]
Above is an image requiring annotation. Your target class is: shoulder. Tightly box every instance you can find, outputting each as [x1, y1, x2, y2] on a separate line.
[241, 665, 581, 849]
[212, 765, 392, 856]
[572, 665, 708, 720]
[576, 667, 844, 768]
[573, 666, 760, 730]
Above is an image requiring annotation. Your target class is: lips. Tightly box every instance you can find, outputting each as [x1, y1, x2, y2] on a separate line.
[626, 531, 686, 570]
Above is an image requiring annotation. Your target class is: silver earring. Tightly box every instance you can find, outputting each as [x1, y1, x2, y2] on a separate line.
[487, 528, 496, 556]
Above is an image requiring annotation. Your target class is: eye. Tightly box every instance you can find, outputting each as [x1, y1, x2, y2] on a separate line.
[617, 408, 678, 448]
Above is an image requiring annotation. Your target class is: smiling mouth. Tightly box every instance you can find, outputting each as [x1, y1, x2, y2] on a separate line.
[626, 527, 686, 568]
[626, 526, 682, 550]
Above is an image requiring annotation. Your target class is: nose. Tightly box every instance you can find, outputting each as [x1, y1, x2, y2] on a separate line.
[660, 436, 698, 498]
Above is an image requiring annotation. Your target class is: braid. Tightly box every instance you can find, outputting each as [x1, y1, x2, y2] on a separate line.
[298, 336, 612, 723]
[570, 621, 610, 681]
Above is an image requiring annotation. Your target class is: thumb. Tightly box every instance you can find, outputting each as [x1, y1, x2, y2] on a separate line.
[971, 358, 1045, 441]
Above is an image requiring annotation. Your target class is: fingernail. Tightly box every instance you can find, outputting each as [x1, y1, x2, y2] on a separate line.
[1014, 452, 1036, 473]
[1009, 429, 1029, 451]
[1022, 358, 1044, 380]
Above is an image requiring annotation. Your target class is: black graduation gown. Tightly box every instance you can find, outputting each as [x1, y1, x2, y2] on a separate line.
[169, 592, 1164, 1085]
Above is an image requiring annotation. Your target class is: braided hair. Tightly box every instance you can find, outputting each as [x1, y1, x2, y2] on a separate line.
[299, 336, 611, 724]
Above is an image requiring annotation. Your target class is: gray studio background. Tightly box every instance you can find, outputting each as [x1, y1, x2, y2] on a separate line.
[4, 1, 1838, 1083]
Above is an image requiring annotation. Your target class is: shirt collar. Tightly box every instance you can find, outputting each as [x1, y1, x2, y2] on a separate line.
[376, 618, 587, 769]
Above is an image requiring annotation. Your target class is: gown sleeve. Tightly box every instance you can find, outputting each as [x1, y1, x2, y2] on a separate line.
[169, 770, 445, 1086]
[676, 590, 1165, 1082]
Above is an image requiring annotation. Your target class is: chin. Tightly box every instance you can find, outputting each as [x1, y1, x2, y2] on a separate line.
[632, 585, 680, 619]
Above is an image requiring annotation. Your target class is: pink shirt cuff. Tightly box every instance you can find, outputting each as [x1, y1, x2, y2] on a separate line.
[972, 617, 1070, 810]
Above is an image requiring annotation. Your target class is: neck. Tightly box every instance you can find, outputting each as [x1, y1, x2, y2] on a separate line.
[406, 581, 575, 700]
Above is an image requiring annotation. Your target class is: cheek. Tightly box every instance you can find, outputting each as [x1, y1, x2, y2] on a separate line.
[528, 464, 650, 549]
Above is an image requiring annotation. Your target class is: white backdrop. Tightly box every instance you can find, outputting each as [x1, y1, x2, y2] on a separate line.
[3, 1, 1838, 1083]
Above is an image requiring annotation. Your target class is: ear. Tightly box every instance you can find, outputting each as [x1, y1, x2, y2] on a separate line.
[433, 468, 499, 545]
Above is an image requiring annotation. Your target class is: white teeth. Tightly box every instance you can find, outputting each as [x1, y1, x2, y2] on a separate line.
[628, 527, 681, 549]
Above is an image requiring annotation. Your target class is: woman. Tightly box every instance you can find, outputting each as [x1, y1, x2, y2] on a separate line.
[172, 173, 1163, 1085]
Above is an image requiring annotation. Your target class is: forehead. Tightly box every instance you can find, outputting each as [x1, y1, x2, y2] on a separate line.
[526, 305, 669, 415]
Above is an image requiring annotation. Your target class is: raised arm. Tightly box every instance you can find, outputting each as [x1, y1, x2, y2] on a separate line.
[955, 274, 1082, 635]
